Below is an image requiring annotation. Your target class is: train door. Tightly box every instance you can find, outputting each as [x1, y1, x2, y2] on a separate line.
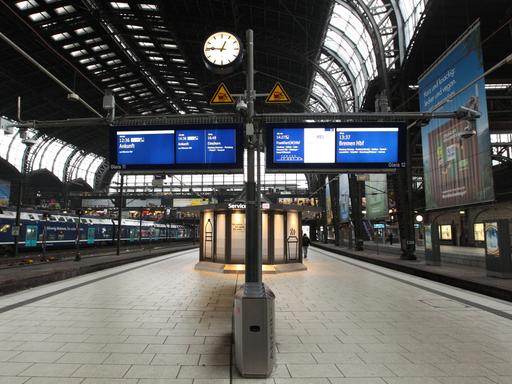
[25, 225, 38, 247]
[129, 227, 137, 242]
[87, 227, 95, 245]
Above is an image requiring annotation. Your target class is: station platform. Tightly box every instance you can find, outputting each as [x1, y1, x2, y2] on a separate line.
[313, 242, 512, 302]
[0, 247, 511, 383]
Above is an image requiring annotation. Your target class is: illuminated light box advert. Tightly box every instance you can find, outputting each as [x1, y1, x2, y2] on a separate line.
[267, 123, 405, 171]
[110, 124, 243, 172]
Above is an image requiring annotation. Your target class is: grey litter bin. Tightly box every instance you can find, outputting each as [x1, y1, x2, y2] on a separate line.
[233, 282, 275, 377]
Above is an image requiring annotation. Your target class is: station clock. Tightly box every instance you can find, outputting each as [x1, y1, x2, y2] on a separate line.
[203, 31, 243, 74]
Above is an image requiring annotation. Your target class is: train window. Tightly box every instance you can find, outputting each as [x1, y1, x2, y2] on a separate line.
[74, 218, 79, 223]
[58, 217, 66, 222]
[0, 224, 10, 233]
[49, 216, 57, 221]
[67, 218, 74, 223]
[29, 214, 36, 220]
[81, 219, 87, 224]
[38, 215, 44, 220]
[89, 219, 93, 223]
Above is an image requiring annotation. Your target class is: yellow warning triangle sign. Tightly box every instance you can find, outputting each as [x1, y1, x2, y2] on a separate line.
[266, 82, 291, 104]
[210, 83, 234, 105]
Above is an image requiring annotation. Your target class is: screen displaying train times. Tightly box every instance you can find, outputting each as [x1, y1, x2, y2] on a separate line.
[268, 123, 405, 171]
[111, 125, 242, 172]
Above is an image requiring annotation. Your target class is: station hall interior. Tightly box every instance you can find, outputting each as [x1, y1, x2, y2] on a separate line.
[1, 0, 512, 382]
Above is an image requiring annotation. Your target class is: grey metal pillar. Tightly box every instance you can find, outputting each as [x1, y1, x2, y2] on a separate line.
[116, 173, 124, 256]
[245, 29, 261, 284]
[13, 177, 23, 258]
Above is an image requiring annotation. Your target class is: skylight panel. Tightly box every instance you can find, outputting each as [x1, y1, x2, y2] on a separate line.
[171, 58, 185, 63]
[75, 26, 94, 35]
[86, 63, 101, 70]
[161, 43, 177, 49]
[29, 11, 50, 22]
[149, 56, 163, 61]
[134, 35, 150, 40]
[139, 3, 157, 11]
[15, 0, 37, 11]
[91, 44, 109, 52]
[62, 42, 80, 49]
[119, 72, 133, 78]
[85, 37, 102, 44]
[126, 24, 143, 30]
[110, 2, 130, 9]
[112, 86, 126, 92]
[79, 57, 95, 64]
[138, 41, 154, 47]
[51, 32, 70, 41]
[100, 52, 116, 59]
[106, 59, 122, 65]
[70, 49, 87, 57]
[54, 5, 75, 15]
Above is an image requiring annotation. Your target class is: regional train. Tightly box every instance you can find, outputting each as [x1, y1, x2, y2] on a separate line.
[0, 210, 193, 255]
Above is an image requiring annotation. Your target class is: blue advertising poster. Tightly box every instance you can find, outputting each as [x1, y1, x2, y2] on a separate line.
[176, 130, 205, 164]
[205, 129, 236, 164]
[338, 174, 350, 223]
[336, 128, 398, 163]
[117, 130, 174, 165]
[419, 22, 494, 210]
[0, 179, 10, 207]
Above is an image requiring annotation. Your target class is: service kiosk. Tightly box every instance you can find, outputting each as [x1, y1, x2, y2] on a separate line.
[196, 202, 307, 272]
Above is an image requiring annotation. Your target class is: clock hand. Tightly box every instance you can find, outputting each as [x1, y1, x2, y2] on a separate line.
[220, 41, 226, 52]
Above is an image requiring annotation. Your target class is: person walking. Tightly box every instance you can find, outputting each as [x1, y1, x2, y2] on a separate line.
[302, 233, 311, 259]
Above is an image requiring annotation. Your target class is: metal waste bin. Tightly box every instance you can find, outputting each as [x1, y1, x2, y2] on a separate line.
[233, 282, 275, 377]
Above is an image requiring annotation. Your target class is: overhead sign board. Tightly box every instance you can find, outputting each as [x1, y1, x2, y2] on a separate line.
[210, 83, 234, 104]
[266, 82, 291, 104]
[110, 124, 243, 173]
[265, 123, 406, 172]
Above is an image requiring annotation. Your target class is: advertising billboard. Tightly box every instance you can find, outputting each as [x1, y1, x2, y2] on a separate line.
[339, 174, 350, 223]
[419, 22, 494, 210]
[110, 124, 243, 172]
[266, 122, 406, 172]
[365, 174, 388, 220]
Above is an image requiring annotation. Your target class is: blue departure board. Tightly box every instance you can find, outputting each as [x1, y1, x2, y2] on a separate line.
[111, 124, 242, 172]
[117, 130, 175, 165]
[267, 123, 405, 171]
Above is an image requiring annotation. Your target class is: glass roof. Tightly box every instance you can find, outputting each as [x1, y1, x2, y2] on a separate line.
[13, 0, 208, 115]
[309, 0, 428, 112]
[0, 124, 103, 187]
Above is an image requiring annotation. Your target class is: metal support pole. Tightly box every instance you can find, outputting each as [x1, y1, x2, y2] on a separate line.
[13, 176, 23, 258]
[75, 212, 81, 261]
[116, 173, 124, 256]
[244, 29, 261, 284]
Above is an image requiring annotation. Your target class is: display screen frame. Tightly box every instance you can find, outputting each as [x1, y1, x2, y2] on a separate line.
[265, 122, 407, 172]
[110, 124, 244, 173]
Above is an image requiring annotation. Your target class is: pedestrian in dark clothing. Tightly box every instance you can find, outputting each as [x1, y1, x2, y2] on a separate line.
[302, 234, 311, 259]
[388, 232, 394, 245]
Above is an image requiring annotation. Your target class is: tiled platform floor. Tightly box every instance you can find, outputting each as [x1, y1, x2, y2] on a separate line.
[0, 247, 511, 383]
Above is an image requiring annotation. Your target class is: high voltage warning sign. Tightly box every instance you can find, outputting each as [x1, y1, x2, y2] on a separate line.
[209, 83, 234, 105]
[266, 82, 291, 104]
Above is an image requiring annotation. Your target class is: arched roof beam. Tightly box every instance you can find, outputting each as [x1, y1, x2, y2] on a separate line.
[322, 46, 360, 110]
[340, 0, 391, 100]
[311, 79, 340, 112]
[314, 64, 349, 112]
[309, 93, 331, 112]
[327, 23, 371, 82]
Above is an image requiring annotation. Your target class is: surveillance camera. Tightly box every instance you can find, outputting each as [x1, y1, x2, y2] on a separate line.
[236, 98, 248, 112]
[459, 121, 476, 139]
[67, 93, 80, 102]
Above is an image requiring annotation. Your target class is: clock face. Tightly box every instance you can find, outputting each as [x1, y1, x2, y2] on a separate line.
[203, 32, 241, 67]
